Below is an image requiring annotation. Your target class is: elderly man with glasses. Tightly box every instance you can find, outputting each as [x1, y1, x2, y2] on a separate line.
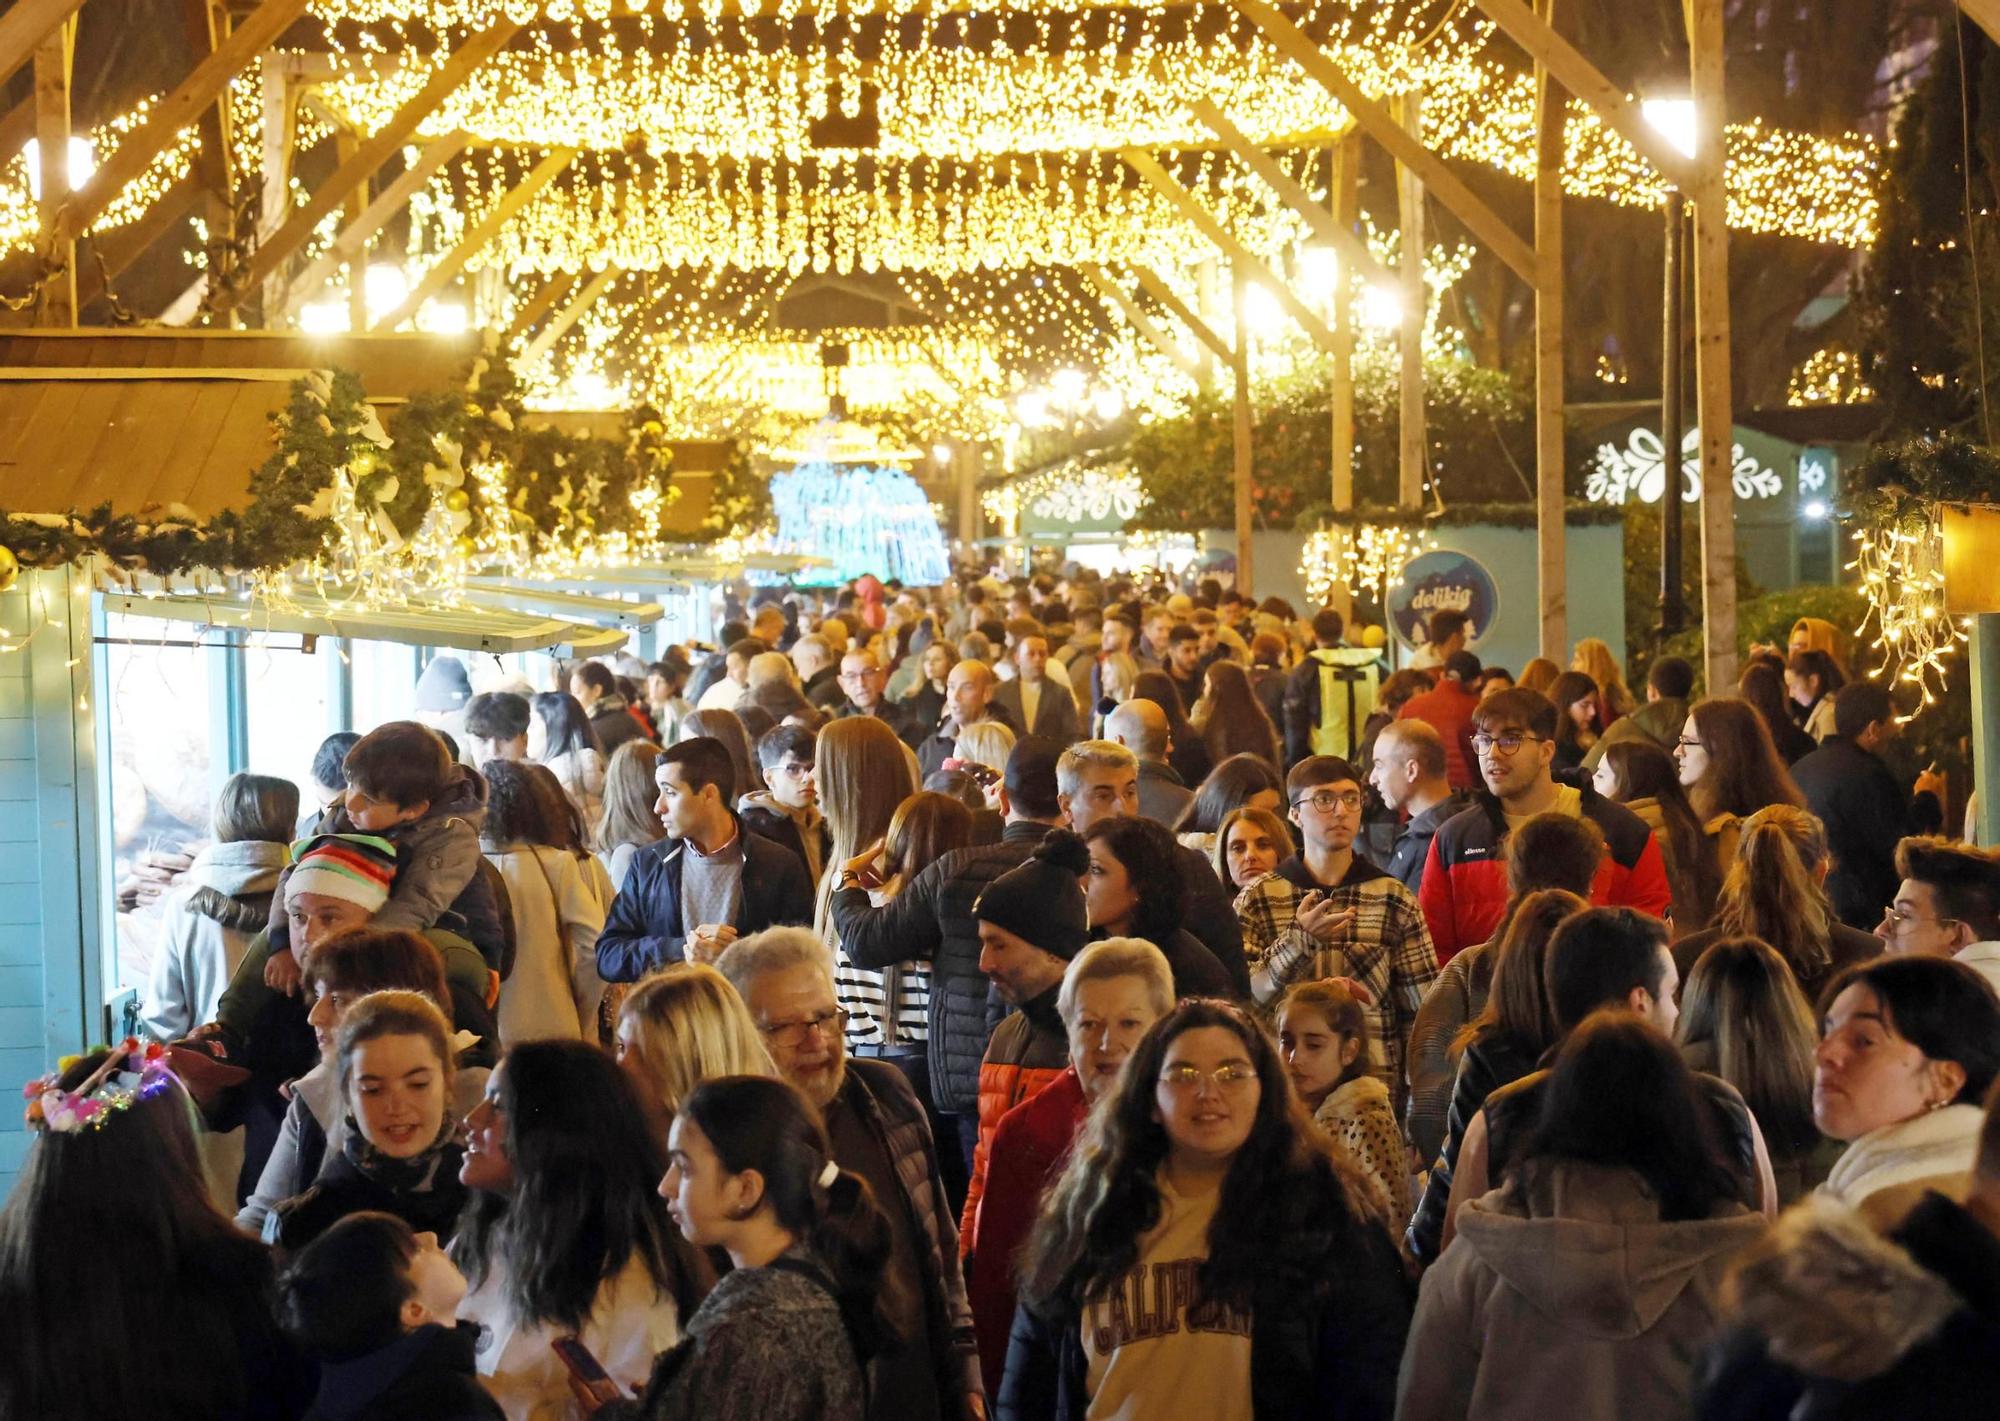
[1418, 686, 1671, 964]
[1235, 753, 1438, 1116]
[716, 926, 986, 1421]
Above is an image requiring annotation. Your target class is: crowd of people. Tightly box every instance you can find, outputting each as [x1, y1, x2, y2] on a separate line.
[5, 573, 1999, 1421]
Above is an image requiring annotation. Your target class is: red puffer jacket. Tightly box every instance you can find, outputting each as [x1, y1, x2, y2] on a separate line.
[960, 987, 1068, 1257]
[968, 1067, 1088, 1396]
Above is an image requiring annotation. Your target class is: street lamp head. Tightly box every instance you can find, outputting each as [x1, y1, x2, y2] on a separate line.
[1641, 98, 1699, 160]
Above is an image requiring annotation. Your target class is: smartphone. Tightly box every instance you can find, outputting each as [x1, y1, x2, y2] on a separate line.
[551, 1337, 627, 1412]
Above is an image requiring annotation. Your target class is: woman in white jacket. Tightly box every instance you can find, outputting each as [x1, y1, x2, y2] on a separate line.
[481, 761, 611, 1047]
[140, 773, 298, 1041]
[529, 690, 607, 832]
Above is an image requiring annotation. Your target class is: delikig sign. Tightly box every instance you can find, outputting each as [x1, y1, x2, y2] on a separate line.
[1388, 549, 1500, 650]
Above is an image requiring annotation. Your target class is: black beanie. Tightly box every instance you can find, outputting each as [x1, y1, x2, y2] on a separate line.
[973, 829, 1091, 960]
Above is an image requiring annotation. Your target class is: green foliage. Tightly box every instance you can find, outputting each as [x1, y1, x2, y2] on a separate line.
[1654, 584, 1869, 695]
[1857, 27, 2000, 438]
[692, 440, 771, 542]
[1845, 432, 2000, 523]
[1120, 354, 1544, 532]
[1620, 499, 1762, 680]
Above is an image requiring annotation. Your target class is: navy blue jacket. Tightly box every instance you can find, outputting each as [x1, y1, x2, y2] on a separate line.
[305, 1323, 501, 1421]
[596, 824, 815, 982]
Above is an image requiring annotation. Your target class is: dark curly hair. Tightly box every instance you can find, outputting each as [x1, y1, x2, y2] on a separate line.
[1020, 999, 1398, 1314]
[1083, 815, 1189, 942]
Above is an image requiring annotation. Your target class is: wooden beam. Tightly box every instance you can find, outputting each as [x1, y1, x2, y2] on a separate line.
[1186, 98, 1392, 290]
[283, 130, 470, 313]
[1394, 90, 1426, 510]
[1231, 261, 1255, 596]
[0, 96, 34, 164]
[181, 0, 236, 201]
[1329, 137, 1356, 518]
[374, 147, 575, 331]
[1230, 0, 1541, 287]
[1467, 0, 1695, 191]
[75, 169, 204, 312]
[218, 20, 520, 317]
[33, 18, 74, 327]
[1964, 0, 2000, 47]
[515, 261, 618, 363]
[1123, 147, 1338, 353]
[50, 0, 312, 248]
[1128, 263, 1233, 365]
[501, 270, 576, 343]
[0, 0, 87, 89]
[1688, 0, 1737, 690]
[1534, 0, 1567, 661]
[1078, 262, 1204, 383]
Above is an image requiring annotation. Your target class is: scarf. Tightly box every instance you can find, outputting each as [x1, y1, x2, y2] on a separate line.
[341, 1113, 461, 1193]
[1822, 1104, 1982, 1208]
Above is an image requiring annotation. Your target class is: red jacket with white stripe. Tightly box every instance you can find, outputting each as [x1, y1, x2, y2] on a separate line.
[1417, 780, 1673, 962]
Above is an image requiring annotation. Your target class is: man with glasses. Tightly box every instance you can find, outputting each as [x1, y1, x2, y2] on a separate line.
[1236, 754, 1439, 1114]
[831, 648, 912, 741]
[1877, 836, 2000, 995]
[740, 723, 830, 886]
[1419, 687, 1670, 963]
[717, 927, 984, 1421]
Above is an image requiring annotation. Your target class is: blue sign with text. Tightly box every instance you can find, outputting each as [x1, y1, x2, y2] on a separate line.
[1389, 549, 1500, 650]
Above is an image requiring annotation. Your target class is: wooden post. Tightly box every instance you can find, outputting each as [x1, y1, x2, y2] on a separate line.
[515, 260, 618, 365]
[258, 53, 295, 323]
[953, 441, 980, 550]
[1328, 138, 1356, 621]
[284, 131, 471, 315]
[337, 129, 367, 332]
[1394, 90, 1427, 510]
[1534, 0, 1568, 661]
[1964, 0, 2000, 46]
[1232, 261, 1256, 597]
[1688, 0, 1738, 690]
[31, 17, 74, 327]
[501, 270, 576, 344]
[0, 0, 88, 88]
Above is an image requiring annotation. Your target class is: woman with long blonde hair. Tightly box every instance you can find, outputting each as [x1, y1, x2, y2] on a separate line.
[614, 962, 776, 1134]
[1570, 637, 1636, 720]
[1516, 657, 1562, 698]
[1668, 803, 1882, 1006]
[814, 717, 925, 1055]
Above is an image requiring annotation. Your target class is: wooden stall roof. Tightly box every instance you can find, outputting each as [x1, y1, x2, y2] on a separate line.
[0, 369, 314, 519]
[0, 331, 480, 398]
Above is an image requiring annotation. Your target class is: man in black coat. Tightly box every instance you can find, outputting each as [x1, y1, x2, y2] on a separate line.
[1791, 681, 1944, 929]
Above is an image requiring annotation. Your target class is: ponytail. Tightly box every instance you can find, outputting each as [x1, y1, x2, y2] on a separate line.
[679, 1076, 897, 1365]
[1714, 806, 1831, 980]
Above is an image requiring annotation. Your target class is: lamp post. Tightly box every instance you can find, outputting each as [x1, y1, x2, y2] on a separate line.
[1644, 98, 1698, 645]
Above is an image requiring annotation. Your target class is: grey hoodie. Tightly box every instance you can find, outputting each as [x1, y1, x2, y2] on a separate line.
[1396, 1161, 1764, 1421]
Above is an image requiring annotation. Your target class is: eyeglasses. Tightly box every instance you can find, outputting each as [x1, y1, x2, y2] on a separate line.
[1292, 789, 1364, 813]
[1675, 736, 1703, 751]
[1880, 905, 1957, 935]
[1158, 1062, 1260, 1092]
[1471, 732, 1542, 757]
[759, 1008, 850, 1046]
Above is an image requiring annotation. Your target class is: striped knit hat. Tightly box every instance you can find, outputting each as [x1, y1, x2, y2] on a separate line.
[285, 833, 397, 912]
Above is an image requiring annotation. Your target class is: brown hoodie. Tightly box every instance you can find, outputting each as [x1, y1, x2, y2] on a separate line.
[1395, 1161, 1764, 1421]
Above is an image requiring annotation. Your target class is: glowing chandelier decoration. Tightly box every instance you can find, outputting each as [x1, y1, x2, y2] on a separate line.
[768, 458, 951, 587]
[1300, 522, 1438, 608]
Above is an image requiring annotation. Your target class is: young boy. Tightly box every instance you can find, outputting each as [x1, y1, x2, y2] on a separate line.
[279, 1210, 502, 1421]
[263, 722, 501, 991]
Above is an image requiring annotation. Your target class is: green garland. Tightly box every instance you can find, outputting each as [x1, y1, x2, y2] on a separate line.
[1294, 500, 1625, 531]
[0, 356, 748, 577]
[1845, 432, 2000, 524]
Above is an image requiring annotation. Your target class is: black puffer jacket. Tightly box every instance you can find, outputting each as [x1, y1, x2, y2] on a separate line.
[831, 819, 1054, 1114]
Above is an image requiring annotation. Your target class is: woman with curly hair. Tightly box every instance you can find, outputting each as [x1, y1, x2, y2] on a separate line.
[1080, 815, 1234, 998]
[1000, 1000, 1411, 1421]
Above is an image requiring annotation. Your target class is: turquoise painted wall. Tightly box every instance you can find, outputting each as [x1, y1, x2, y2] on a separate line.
[1408, 522, 1628, 677]
[0, 568, 102, 1195]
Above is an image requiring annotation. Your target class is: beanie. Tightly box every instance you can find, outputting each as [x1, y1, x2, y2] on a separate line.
[414, 655, 471, 712]
[973, 829, 1090, 960]
[285, 833, 397, 914]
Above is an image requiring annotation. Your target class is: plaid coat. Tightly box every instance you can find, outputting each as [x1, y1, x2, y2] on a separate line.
[1236, 855, 1438, 1116]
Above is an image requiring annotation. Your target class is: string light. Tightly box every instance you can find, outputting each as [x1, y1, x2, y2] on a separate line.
[1788, 348, 1876, 406]
[1299, 521, 1436, 607]
[1848, 513, 1967, 710]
